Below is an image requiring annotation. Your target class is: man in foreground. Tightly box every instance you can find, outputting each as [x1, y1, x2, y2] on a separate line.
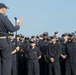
[0, 3, 23, 75]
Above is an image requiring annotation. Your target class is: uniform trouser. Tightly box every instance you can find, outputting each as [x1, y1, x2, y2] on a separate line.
[39, 57, 49, 75]
[66, 60, 76, 75]
[11, 61, 17, 75]
[0, 46, 12, 75]
[17, 53, 26, 75]
[49, 61, 61, 75]
[27, 60, 40, 75]
[59, 58, 66, 75]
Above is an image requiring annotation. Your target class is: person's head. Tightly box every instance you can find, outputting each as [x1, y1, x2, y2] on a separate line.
[9, 33, 14, 40]
[36, 35, 39, 41]
[39, 34, 43, 40]
[51, 36, 57, 43]
[30, 40, 36, 48]
[62, 34, 68, 42]
[67, 33, 76, 42]
[20, 35, 25, 42]
[15, 34, 20, 41]
[43, 32, 49, 40]
[72, 37, 76, 42]
[0, 3, 9, 15]
[54, 31, 58, 38]
[24, 36, 30, 43]
[31, 35, 36, 41]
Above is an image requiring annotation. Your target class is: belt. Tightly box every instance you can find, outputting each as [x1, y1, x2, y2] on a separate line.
[0, 36, 6, 39]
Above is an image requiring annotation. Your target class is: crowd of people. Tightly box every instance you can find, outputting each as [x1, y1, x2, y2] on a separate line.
[9, 31, 76, 75]
[0, 2, 76, 75]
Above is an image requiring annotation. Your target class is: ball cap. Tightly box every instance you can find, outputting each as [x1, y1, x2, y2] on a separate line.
[31, 35, 35, 38]
[9, 33, 14, 36]
[43, 32, 48, 36]
[25, 36, 29, 39]
[51, 36, 57, 39]
[30, 39, 36, 43]
[0, 3, 9, 9]
[54, 31, 58, 34]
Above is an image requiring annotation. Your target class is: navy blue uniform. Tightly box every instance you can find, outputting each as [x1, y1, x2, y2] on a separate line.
[0, 13, 20, 75]
[20, 41, 30, 75]
[47, 42, 62, 75]
[11, 39, 17, 75]
[17, 41, 26, 75]
[38, 40, 49, 75]
[14, 39, 22, 75]
[25, 46, 41, 75]
[59, 41, 67, 75]
[66, 41, 76, 75]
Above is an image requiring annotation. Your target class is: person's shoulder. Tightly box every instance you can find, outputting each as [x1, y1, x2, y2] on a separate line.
[0, 13, 3, 16]
[48, 42, 52, 46]
[0, 13, 5, 19]
[0, 14, 8, 22]
[35, 46, 39, 49]
[66, 41, 71, 45]
[38, 40, 43, 43]
[35, 46, 40, 50]
[25, 46, 30, 52]
[21, 42, 26, 47]
[56, 42, 61, 46]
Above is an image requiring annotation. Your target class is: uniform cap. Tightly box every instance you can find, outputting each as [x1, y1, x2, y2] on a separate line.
[62, 33, 68, 37]
[40, 34, 43, 37]
[30, 39, 36, 43]
[15, 34, 19, 37]
[0, 3, 9, 9]
[51, 36, 56, 39]
[54, 31, 58, 34]
[43, 32, 48, 36]
[36, 35, 39, 38]
[31, 35, 35, 38]
[9, 33, 14, 36]
[25, 36, 29, 40]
